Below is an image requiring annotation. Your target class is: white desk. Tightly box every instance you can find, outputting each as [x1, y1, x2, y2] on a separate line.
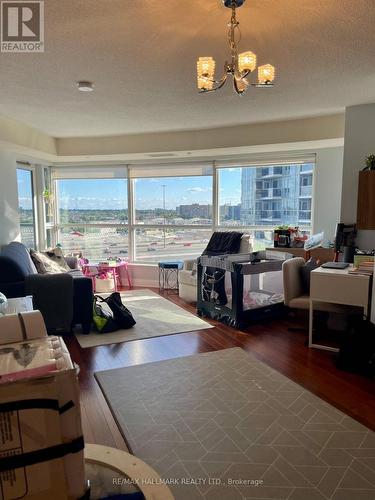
[309, 266, 372, 351]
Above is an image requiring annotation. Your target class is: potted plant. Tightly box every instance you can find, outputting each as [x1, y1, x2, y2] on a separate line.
[362, 154, 375, 171]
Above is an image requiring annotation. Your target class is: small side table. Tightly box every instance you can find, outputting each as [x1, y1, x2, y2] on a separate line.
[82, 261, 132, 292]
[158, 261, 183, 293]
[98, 261, 132, 291]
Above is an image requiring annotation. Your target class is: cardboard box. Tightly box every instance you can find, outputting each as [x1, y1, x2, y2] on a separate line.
[0, 336, 86, 500]
[0, 311, 47, 345]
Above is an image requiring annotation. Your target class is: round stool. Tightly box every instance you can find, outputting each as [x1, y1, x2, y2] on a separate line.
[158, 261, 183, 293]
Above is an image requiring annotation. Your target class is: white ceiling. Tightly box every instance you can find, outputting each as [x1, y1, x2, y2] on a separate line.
[1, 0, 374, 138]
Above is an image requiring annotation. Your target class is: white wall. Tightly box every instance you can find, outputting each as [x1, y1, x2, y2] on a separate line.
[57, 114, 345, 157]
[0, 152, 21, 246]
[314, 147, 344, 240]
[341, 103, 375, 248]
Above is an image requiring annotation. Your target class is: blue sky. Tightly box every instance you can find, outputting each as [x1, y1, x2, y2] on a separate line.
[55, 171, 242, 210]
[17, 169, 243, 210]
[17, 169, 34, 209]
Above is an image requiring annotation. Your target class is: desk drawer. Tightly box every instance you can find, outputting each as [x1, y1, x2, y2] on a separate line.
[310, 274, 369, 307]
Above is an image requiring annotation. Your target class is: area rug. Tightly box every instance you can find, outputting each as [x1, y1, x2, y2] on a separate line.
[76, 289, 213, 348]
[95, 348, 375, 500]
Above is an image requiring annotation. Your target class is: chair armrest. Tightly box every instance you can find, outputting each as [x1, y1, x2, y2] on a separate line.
[183, 259, 197, 271]
[25, 273, 74, 332]
[0, 256, 26, 282]
[282, 257, 305, 306]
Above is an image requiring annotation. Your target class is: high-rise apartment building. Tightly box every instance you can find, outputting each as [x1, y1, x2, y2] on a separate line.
[241, 164, 313, 226]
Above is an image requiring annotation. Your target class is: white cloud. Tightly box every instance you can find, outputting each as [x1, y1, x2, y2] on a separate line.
[187, 187, 212, 193]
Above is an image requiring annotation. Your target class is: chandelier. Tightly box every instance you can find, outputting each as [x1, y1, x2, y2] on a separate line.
[196, 0, 275, 95]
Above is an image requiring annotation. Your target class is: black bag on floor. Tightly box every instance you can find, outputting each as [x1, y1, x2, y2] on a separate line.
[97, 292, 136, 329]
[337, 315, 375, 377]
[93, 296, 119, 333]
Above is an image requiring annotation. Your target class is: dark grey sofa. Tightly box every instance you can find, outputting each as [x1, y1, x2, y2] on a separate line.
[0, 242, 93, 333]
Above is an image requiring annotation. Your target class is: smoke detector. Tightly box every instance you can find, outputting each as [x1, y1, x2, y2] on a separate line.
[77, 81, 94, 92]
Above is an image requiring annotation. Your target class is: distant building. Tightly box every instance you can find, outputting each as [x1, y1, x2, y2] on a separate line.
[220, 204, 241, 221]
[241, 164, 313, 226]
[178, 203, 212, 219]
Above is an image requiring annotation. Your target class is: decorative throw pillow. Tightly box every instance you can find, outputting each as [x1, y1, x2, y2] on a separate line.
[43, 247, 70, 271]
[30, 249, 68, 274]
[300, 258, 319, 294]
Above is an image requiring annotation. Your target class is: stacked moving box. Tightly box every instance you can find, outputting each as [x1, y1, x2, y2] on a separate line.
[0, 312, 86, 500]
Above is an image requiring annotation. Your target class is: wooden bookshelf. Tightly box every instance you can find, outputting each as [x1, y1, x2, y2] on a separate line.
[357, 170, 375, 229]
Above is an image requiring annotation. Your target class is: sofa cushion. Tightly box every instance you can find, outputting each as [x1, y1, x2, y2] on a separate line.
[30, 250, 68, 274]
[43, 247, 70, 271]
[1, 241, 37, 277]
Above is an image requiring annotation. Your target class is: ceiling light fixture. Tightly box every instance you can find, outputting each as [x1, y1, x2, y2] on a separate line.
[196, 0, 275, 95]
[77, 81, 94, 92]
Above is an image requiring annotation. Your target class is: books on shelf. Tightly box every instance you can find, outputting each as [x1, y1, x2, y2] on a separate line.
[349, 260, 374, 275]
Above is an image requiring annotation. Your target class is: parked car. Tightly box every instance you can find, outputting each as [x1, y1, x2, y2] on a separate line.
[147, 247, 156, 252]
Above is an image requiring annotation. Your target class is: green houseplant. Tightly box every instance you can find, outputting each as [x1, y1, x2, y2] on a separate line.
[363, 154, 375, 171]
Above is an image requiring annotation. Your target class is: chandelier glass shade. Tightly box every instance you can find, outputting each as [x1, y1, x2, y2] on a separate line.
[196, 0, 275, 95]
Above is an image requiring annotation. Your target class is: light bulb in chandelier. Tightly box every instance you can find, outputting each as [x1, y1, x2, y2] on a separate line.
[197, 76, 214, 91]
[197, 57, 216, 79]
[238, 51, 257, 73]
[257, 64, 275, 86]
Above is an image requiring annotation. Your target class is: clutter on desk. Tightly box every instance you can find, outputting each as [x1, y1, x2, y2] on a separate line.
[273, 226, 308, 248]
[304, 231, 332, 251]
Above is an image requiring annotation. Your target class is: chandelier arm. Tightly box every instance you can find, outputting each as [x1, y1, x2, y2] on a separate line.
[238, 69, 251, 79]
[199, 73, 229, 93]
[233, 77, 245, 95]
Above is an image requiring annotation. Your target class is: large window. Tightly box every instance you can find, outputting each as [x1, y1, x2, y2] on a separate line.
[135, 176, 212, 225]
[218, 162, 314, 250]
[16, 168, 36, 248]
[51, 159, 314, 263]
[56, 178, 128, 260]
[133, 175, 213, 262]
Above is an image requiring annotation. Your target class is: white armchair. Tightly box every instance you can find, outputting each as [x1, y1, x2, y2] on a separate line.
[178, 234, 252, 303]
[179, 259, 198, 303]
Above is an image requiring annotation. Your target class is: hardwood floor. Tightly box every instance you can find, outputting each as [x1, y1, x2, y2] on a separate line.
[64, 289, 375, 451]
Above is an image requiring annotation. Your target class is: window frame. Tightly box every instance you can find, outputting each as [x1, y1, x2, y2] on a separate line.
[49, 156, 315, 264]
[130, 173, 214, 263]
[215, 160, 315, 235]
[16, 164, 39, 249]
[54, 175, 129, 260]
